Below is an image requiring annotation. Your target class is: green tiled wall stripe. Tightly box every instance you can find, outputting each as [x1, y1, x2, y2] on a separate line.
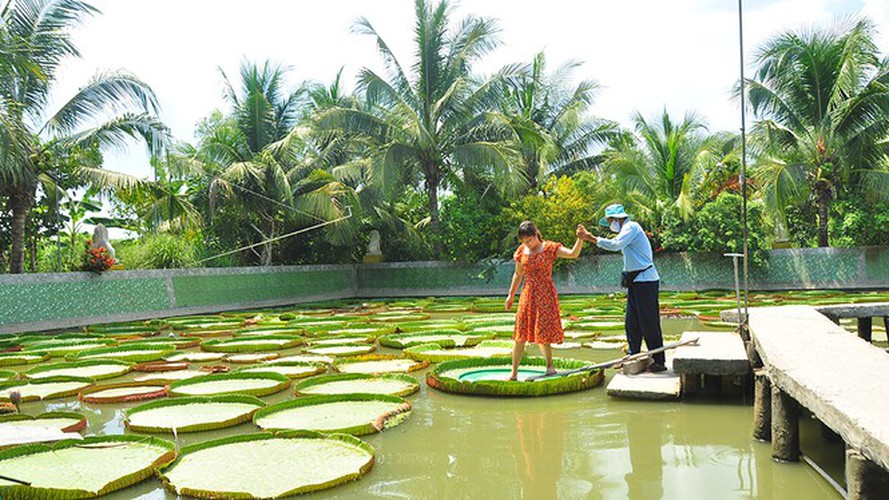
[171, 269, 354, 307]
[1, 248, 887, 334]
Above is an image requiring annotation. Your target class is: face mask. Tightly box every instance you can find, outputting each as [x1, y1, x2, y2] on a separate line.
[610, 220, 622, 233]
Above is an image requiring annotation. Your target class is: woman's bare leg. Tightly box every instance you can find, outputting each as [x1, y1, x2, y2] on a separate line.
[509, 341, 526, 380]
[538, 343, 556, 374]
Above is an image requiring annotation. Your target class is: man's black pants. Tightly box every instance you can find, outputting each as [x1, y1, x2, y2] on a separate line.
[625, 280, 665, 364]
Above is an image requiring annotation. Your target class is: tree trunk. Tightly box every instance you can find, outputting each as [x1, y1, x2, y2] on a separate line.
[817, 188, 830, 248]
[425, 165, 442, 257]
[7, 188, 33, 274]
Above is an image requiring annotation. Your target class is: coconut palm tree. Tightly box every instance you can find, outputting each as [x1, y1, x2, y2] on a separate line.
[318, 0, 522, 255]
[178, 61, 355, 265]
[745, 18, 889, 247]
[497, 52, 617, 191]
[0, 0, 168, 273]
[604, 110, 729, 230]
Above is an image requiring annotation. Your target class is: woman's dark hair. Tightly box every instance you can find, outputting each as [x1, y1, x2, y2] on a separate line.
[517, 220, 542, 240]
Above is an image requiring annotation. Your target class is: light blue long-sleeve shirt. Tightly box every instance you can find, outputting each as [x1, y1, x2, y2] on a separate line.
[596, 220, 660, 282]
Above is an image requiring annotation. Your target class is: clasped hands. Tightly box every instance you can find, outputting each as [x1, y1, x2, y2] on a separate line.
[576, 224, 596, 244]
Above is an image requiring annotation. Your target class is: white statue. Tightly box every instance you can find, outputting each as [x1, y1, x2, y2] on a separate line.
[91, 224, 116, 260]
[367, 230, 382, 256]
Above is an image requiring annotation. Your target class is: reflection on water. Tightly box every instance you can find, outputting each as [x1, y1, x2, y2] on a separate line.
[15, 319, 842, 499]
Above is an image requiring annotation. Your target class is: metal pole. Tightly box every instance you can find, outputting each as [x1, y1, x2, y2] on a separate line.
[738, 0, 751, 329]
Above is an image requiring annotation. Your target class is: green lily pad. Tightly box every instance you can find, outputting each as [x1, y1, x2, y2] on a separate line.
[164, 351, 225, 363]
[24, 340, 116, 357]
[79, 382, 169, 404]
[308, 335, 376, 346]
[0, 435, 175, 498]
[201, 335, 304, 353]
[169, 372, 291, 397]
[67, 344, 175, 363]
[333, 355, 428, 375]
[303, 344, 377, 357]
[225, 352, 281, 364]
[253, 394, 411, 435]
[0, 352, 48, 367]
[0, 377, 94, 402]
[379, 329, 494, 349]
[427, 356, 604, 397]
[134, 370, 207, 384]
[24, 360, 132, 380]
[159, 431, 373, 498]
[404, 340, 514, 363]
[0, 412, 87, 447]
[271, 354, 335, 365]
[126, 394, 266, 433]
[236, 362, 326, 379]
[295, 373, 420, 397]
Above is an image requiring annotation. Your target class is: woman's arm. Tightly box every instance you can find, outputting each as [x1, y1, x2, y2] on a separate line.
[556, 238, 583, 259]
[505, 261, 524, 310]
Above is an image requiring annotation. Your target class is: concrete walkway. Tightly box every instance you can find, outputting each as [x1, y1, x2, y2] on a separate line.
[606, 360, 681, 400]
[749, 305, 889, 472]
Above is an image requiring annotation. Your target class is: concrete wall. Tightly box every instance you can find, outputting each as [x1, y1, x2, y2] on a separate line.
[2, 246, 887, 334]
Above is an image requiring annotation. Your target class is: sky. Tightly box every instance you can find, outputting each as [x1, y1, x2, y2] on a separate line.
[48, 0, 889, 180]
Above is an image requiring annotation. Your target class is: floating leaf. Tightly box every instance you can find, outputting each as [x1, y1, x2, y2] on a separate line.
[0, 435, 175, 499]
[426, 356, 604, 397]
[253, 394, 411, 435]
[379, 329, 494, 349]
[159, 431, 373, 498]
[404, 340, 514, 362]
[23, 360, 132, 380]
[236, 362, 326, 379]
[303, 344, 377, 357]
[201, 335, 304, 353]
[295, 373, 419, 397]
[333, 355, 428, 375]
[79, 382, 169, 404]
[169, 372, 291, 397]
[126, 395, 265, 433]
[0, 377, 94, 402]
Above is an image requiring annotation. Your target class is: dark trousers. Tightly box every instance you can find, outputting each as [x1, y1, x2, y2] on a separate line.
[626, 280, 665, 364]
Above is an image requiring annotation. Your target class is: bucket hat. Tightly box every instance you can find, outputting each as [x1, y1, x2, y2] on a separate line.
[599, 203, 631, 227]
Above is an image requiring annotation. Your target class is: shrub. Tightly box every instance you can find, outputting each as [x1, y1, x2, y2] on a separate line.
[119, 233, 202, 269]
[660, 192, 771, 266]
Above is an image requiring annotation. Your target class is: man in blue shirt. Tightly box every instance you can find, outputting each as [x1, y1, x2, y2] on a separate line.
[577, 204, 666, 372]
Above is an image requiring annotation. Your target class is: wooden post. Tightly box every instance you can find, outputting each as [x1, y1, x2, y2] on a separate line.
[858, 317, 873, 342]
[771, 385, 799, 462]
[846, 448, 889, 500]
[753, 369, 771, 442]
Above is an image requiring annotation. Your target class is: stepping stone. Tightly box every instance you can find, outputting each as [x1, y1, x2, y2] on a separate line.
[672, 331, 749, 375]
[606, 366, 681, 401]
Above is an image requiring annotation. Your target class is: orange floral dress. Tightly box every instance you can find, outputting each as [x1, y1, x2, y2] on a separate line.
[513, 241, 564, 344]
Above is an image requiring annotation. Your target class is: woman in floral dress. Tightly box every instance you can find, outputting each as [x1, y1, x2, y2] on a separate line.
[505, 221, 583, 380]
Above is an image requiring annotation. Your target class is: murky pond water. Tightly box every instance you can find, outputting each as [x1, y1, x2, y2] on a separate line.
[14, 317, 846, 499]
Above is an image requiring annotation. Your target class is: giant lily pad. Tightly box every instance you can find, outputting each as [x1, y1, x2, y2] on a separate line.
[0, 435, 175, 498]
[67, 344, 175, 363]
[201, 335, 304, 353]
[135, 370, 206, 383]
[294, 373, 420, 397]
[225, 352, 281, 364]
[24, 340, 116, 357]
[236, 362, 326, 379]
[24, 360, 132, 380]
[0, 352, 48, 367]
[404, 340, 514, 363]
[426, 356, 604, 397]
[0, 377, 94, 402]
[253, 394, 411, 435]
[303, 344, 377, 357]
[0, 412, 86, 447]
[566, 320, 624, 331]
[378, 329, 494, 349]
[333, 355, 428, 375]
[164, 351, 225, 363]
[271, 354, 334, 365]
[169, 372, 291, 397]
[469, 324, 516, 338]
[126, 394, 266, 433]
[389, 319, 463, 332]
[79, 382, 169, 404]
[370, 312, 431, 323]
[159, 431, 373, 498]
[308, 335, 376, 346]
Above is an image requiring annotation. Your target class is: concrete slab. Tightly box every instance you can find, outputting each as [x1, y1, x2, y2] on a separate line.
[749, 305, 889, 472]
[672, 331, 750, 375]
[583, 341, 626, 350]
[606, 363, 681, 400]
